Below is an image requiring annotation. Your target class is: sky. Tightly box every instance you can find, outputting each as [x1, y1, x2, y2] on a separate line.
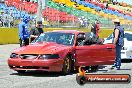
[117, 0, 132, 5]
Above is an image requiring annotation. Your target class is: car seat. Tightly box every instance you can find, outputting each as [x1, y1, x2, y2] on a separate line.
[81, 32, 102, 45]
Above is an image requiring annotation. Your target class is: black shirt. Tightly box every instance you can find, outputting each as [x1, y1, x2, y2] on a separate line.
[30, 27, 43, 36]
[91, 23, 96, 35]
[30, 27, 44, 42]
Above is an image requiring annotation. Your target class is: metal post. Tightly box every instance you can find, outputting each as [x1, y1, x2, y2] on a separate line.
[58, 12, 59, 28]
[36, 0, 43, 22]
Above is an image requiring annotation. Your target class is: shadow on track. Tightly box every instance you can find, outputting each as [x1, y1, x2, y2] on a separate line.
[10, 71, 77, 77]
[121, 59, 132, 63]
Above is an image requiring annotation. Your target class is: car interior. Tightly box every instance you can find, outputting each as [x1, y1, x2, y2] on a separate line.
[76, 32, 103, 46]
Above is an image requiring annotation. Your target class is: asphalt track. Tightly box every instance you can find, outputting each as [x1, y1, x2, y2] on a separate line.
[0, 44, 132, 88]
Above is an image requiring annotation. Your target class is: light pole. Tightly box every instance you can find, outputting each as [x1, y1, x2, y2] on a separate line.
[36, 0, 42, 22]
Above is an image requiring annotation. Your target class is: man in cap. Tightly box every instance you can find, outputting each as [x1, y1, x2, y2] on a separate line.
[18, 15, 30, 47]
[91, 19, 100, 38]
[110, 18, 124, 70]
[30, 21, 44, 42]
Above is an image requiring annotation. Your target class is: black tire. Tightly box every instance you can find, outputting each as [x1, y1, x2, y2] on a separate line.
[17, 70, 26, 74]
[62, 56, 72, 75]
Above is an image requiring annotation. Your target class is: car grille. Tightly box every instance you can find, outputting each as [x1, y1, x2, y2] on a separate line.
[20, 54, 38, 59]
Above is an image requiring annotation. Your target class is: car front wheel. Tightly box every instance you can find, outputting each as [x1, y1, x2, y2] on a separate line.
[62, 56, 72, 75]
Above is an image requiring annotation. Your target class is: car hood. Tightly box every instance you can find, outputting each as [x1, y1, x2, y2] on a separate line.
[13, 42, 72, 54]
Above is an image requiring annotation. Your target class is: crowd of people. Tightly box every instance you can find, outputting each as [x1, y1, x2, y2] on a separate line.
[78, 16, 90, 28]
[0, 0, 37, 28]
[0, 11, 14, 27]
[0, 11, 35, 28]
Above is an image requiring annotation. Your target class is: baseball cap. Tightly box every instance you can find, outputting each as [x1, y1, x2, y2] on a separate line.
[113, 19, 120, 23]
[37, 21, 42, 24]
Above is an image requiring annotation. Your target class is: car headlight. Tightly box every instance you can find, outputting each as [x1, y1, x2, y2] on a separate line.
[39, 54, 60, 59]
[10, 53, 19, 58]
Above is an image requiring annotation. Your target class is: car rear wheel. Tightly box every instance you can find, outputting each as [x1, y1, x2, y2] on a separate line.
[62, 56, 72, 75]
[16, 70, 26, 74]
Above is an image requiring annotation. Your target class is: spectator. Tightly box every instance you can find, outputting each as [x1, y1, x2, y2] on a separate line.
[106, 2, 109, 9]
[18, 15, 30, 47]
[96, 20, 100, 38]
[3, 11, 9, 27]
[9, 9, 14, 27]
[91, 19, 100, 38]
[110, 18, 124, 70]
[113, 0, 117, 5]
[91, 21, 96, 35]
[79, 16, 86, 28]
[84, 18, 88, 28]
[10, 16, 14, 27]
[30, 21, 44, 42]
[0, 12, 4, 27]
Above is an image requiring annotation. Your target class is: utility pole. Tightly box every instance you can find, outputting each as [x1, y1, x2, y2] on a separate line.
[36, 0, 43, 22]
[36, 0, 48, 22]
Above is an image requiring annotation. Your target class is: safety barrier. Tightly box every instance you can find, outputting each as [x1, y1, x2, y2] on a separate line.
[0, 28, 131, 44]
[0, 28, 63, 44]
[0, 28, 19, 44]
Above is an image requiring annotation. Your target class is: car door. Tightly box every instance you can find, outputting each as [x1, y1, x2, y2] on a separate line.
[75, 45, 100, 66]
[75, 44, 115, 66]
[93, 44, 116, 65]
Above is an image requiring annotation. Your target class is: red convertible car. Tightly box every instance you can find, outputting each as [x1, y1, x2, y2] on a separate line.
[8, 30, 115, 74]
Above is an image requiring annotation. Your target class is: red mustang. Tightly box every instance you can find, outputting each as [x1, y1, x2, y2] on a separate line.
[8, 30, 115, 74]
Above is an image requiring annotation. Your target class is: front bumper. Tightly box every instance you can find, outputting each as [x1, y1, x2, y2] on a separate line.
[8, 58, 64, 72]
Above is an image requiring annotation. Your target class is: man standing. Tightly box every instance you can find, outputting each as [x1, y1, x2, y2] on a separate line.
[91, 19, 100, 38]
[30, 21, 44, 42]
[18, 15, 30, 47]
[111, 19, 124, 70]
[96, 20, 100, 38]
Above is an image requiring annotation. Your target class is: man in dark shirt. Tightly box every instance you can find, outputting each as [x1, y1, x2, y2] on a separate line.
[30, 21, 44, 42]
[91, 22, 96, 34]
[91, 19, 100, 38]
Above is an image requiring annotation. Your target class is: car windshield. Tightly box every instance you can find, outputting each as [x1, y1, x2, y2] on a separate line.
[106, 33, 113, 40]
[32, 32, 75, 46]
